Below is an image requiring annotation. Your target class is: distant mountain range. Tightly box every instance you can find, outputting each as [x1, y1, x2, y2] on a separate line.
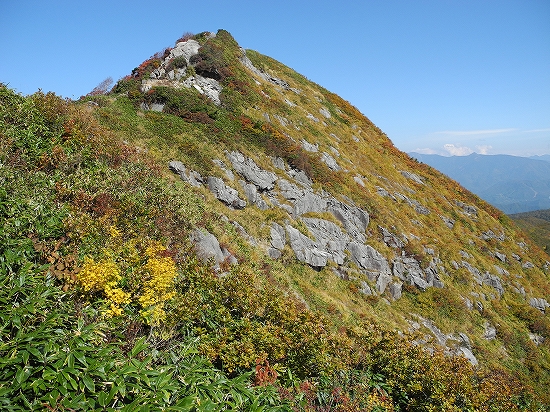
[408, 153, 550, 214]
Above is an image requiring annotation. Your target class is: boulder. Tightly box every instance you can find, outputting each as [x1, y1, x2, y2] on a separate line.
[348, 242, 391, 276]
[207, 177, 246, 209]
[270, 222, 286, 250]
[302, 218, 349, 265]
[190, 229, 224, 268]
[483, 322, 497, 340]
[227, 151, 277, 191]
[530, 297, 549, 313]
[321, 152, 341, 171]
[168, 160, 204, 187]
[286, 225, 329, 268]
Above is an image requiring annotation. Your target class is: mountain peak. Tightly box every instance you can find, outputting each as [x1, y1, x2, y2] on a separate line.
[3, 30, 550, 408]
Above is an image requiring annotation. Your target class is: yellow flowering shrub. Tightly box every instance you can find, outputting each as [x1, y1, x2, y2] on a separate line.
[138, 242, 178, 325]
[75, 228, 178, 323]
[76, 257, 130, 317]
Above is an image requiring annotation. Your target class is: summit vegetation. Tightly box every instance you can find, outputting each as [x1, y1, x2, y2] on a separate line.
[1, 30, 550, 411]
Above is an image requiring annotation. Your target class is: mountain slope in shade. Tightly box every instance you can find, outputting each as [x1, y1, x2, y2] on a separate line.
[510, 209, 550, 254]
[409, 152, 550, 213]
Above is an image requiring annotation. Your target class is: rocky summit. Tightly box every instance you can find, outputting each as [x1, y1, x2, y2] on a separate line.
[2, 29, 550, 410]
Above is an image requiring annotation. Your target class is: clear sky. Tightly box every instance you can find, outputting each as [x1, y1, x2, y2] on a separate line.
[1, 0, 549, 156]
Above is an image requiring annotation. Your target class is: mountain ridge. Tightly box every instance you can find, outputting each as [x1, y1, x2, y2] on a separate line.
[409, 152, 550, 213]
[2, 29, 550, 410]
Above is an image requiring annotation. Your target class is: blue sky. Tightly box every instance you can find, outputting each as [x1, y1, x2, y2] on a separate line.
[1, 0, 549, 156]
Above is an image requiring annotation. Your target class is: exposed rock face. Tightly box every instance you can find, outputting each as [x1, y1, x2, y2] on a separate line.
[393, 256, 430, 290]
[141, 39, 224, 105]
[278, 179, 328, 217]
[530, 298, 550, 313]
[327, 200, 369, 243]
[441, 215, 455, 229]
[168, 160, 204, 187]
[301, 140, 318, 153]
[169, 39, 200, 64]
[379, 226, 405, 249]
[319, 107, 331, 118]
[400, 171, 424, 185]
[302, 218, 349, 265]
[207, 177, 247, 209]
[388, 282, 403, 300]
[270, 222, 286, 251]
[227, 151, 277, 191]
[456, 201, 478, 216]
[239, 48, 300, 93]
[190, 75, 222, 105]
[286, 225, 329, 268]
[482, 273, 504, 296]
[348, 242, 391, 277]
[321, 152, 341, 171]
[240, 181, 269, 210]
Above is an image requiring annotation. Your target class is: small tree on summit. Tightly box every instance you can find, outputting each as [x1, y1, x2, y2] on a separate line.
[87, 76, 114, 96]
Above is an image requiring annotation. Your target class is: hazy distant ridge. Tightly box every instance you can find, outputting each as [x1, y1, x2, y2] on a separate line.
[409, 152, 550, 213]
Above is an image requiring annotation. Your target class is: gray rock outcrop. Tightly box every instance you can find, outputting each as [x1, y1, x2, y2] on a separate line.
[321, 152, 341, 171]
[348, 242, 391, 277]
[400, 171, 424, 185]
[302, 218, 349, 265]
[169, 160, 204, 187]
[207, 177, 247, 209]
[530, 298, 549, 313]
[227, 151, 277, 191]
[482, 273, 504, 296]
[286, 225, 329, 268]
[190, 229, 224, 268]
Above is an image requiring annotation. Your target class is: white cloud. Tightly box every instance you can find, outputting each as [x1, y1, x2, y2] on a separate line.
[475, 145, 493, 154]
[443, 144, 473, 156]
[522, 128, 550, 133]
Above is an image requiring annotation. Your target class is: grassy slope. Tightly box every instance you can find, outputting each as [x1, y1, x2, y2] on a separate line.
[510, 209, 550, 255]
[2, 29, 550, 410]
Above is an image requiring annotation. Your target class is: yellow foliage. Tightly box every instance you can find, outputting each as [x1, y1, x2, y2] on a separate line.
[76, 257, 130, 317]
[76, 235, 177, 324]
[138, 245, 178, 325]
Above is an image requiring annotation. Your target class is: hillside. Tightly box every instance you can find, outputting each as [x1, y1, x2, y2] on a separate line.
[510, 209, 550, 254]
[409, 152, 550, 214]
[2, 30, 550, 410]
